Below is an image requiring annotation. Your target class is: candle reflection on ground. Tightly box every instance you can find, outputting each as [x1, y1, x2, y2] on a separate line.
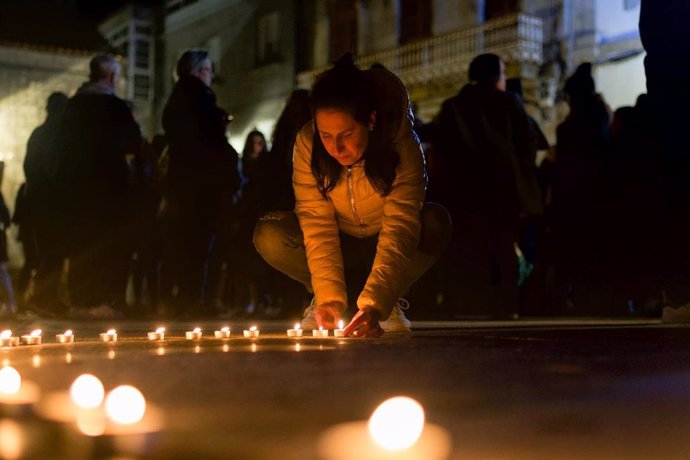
[0, 419, 24, 460]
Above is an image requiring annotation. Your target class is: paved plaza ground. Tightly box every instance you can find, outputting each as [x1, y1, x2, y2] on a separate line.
[2, 317, 690, 459]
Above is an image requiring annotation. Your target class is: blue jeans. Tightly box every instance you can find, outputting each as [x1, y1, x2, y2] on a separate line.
[253, 203, 452, 307]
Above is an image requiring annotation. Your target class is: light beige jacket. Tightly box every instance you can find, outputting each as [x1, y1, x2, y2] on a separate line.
[293, 68, 426, 316]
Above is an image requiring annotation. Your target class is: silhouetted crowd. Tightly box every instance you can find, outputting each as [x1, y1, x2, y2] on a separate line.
[4, 27, 690, 322]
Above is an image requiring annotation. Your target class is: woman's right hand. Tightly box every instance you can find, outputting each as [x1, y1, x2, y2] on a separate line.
[343, 309, 384, 338]
[315, 301, 344, 329]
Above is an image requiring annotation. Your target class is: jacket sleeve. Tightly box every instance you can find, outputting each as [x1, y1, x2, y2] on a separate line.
[358, 105, 426, 316]
[293, 125, 348, 307]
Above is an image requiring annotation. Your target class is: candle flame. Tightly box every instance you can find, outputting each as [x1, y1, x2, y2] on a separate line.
[30, 329, 41, 337]
[0, 367, 21, 395]
[105, 385, 146, 425]
[64, 330, 73, 336]
[70, 374, 105, 409]
[250, 326, 257, 331]
[368, 396, 425, 451]
[338, 320, 344, 329]
[193, 327, 201, 333]
[155, 327, 165, 334]
[0, 330, 11, 339]
[318, 326, 324, 331]
[106, 329, 116, 335]
[221, 326, 230, 332]
[294, 323, 300, 330]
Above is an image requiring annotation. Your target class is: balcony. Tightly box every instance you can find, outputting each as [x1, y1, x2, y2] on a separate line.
[297, 13, 543, 90]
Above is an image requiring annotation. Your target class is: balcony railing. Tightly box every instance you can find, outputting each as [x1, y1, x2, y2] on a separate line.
[297, 13, 543, 89]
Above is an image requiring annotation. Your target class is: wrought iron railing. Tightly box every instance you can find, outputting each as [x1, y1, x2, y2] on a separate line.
[297, 13, 543, 89]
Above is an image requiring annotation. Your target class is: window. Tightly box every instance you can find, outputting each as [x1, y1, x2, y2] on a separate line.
[399, 0, 431, 44]
[484, 0, 518, 20]
[257, 12, 281, 64]
[329, 0, 357, 61]
[135, 39, 150, 69]
[133, 75, 150, 100]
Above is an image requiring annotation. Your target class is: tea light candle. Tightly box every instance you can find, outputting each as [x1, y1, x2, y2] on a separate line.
[214, 326, 231, 338]
[100, 329, 117, 342]
[0, 330, 19, 347]
[0, 367, 40, 415]
[317, 396, 452, 460]
[56, 330, 74, 343]
[21, 329, 42, 345]
[334, 320, 346, 337]
[147, 327, 165, 341]
[185, 327, 202, 340]
[243, 326, 259, 337]
[287, 324, 303, 337]
[312, 326, 329, 337]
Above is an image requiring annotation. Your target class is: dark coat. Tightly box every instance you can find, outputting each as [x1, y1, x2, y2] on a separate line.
[435, 83, 542, 225]
[56, 85, 142, 236]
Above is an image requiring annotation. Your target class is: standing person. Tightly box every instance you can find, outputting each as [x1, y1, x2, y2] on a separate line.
[162, 49, 240, 317]
[22, 92, 68, 316]
[552, 63, 611, 313]
[433, 53, 542, 319]
[235, 130, 273, 316]
[56, 53, 143, 316]
[254, 54, 451, 337]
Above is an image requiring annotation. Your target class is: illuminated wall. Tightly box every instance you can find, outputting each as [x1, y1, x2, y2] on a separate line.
[0, 44, 90, 266]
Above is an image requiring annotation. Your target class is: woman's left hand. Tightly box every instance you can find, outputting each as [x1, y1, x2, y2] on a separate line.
[343, 308, 384, 338]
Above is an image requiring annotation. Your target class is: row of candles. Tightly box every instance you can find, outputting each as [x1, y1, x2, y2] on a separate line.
[0, 322, 348, 347]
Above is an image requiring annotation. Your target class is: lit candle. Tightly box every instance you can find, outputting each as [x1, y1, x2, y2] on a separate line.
[214, 326, 231, 338]
[21, 329, 42, 345]
[243, 326, 259, 338]
[185, 327, 202, 340]
[312, 326, 329, 337]
[334, 320, 346, 337]
[0, 367, 40, 414]
[100, 329, 117, 342]
[56, 330, 74, 343]
[0, 331, 18, 347]
[317, 396, 452, 460]
[147, 327, 165, 341]
[287, 323, 303, 337]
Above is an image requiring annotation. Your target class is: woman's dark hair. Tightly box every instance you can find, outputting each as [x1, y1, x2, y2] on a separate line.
[309, 53, 398, 197]
[242, 130, 268, 157]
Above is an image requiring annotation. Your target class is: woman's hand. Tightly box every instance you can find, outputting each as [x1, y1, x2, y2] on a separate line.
[343, 308, 384, 338]
[315, 301, 344, 329]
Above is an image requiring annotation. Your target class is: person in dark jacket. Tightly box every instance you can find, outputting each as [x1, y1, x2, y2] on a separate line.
[162, 49, 240, 316]
[434, 53, 542, 320]
[55, 53, 143, 315]
[20, 92, 68, 314]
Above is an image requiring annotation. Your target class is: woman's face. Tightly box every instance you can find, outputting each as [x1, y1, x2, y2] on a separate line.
[315, 109, 373, 167]
[250, 134, 265, 157]
[193, 58, 214, 87]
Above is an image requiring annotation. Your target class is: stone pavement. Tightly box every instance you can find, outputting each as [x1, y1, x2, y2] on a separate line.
[2, 317, 690, 459]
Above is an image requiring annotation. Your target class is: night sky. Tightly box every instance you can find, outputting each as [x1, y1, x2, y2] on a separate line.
[0, 0, 163, 51]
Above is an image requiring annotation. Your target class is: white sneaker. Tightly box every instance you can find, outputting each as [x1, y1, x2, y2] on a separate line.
[379, 298, 412, 333]
[301, 297, 318, 330]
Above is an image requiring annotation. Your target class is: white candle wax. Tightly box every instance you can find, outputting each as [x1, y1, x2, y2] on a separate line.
[56, 330, 74, 343]
[312, 327, 329, 337]
[243, 326, 259, 337]
[21, 330, 42, 345]
[147, 327, 165, 341]
[214, 327, 231, 338]
[334, 320, 346, 337]
[100, 330, 117, 342]
[185, 328, 202, 340]
[287, 324, 303, 337]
